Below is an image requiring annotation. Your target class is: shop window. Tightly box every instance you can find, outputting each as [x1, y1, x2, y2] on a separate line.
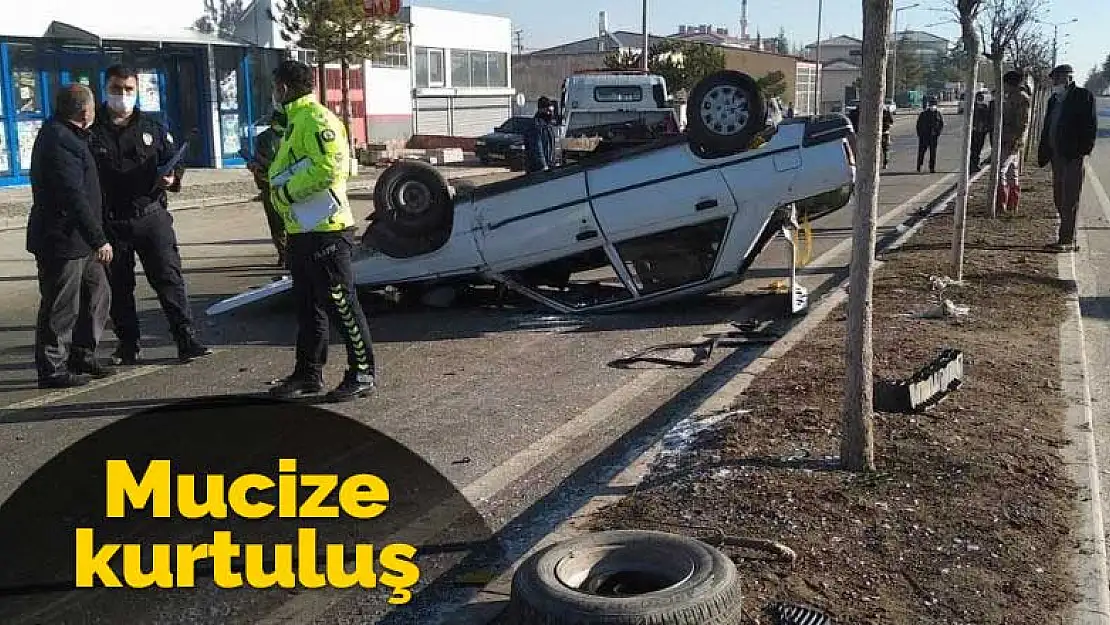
[414, 47, 445, 88]
[450, 50, 469, 87]
[488, 52, 508, 88]
[447, 50, 508, 89]
[469, 51, 489, 88]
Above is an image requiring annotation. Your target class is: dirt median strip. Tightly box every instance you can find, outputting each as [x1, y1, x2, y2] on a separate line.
[580, 165, 1080, 624]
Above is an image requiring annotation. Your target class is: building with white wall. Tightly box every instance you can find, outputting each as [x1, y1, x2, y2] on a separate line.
[238, 2, 515, 144]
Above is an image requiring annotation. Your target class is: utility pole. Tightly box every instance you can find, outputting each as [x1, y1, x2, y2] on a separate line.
[642, 0, 650, 70]
[1035, 18, 1076, 68]
[513, 29, 524, 55]
[890, 3, 920, 101]
[814, 0, 823, 113]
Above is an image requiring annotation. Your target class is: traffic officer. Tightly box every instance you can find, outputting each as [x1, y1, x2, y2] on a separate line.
[88, 64, 212, 365]
[265, 59, 376, 403]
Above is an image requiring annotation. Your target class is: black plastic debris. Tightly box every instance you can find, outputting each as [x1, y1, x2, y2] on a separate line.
[767, 602, 834, 625]
[608, 321, 779, 369]
[874, 348, 964, 414]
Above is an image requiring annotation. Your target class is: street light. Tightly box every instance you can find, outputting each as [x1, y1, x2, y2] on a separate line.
[642, 0, 649, 71]
[1033, 17, 1077, 67]
[890, 3, 920, 98]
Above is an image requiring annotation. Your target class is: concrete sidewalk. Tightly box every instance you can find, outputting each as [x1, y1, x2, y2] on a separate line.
[0, 160, 510, 232]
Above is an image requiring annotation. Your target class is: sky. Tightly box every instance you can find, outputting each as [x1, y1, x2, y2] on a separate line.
[4, 0, 1107, 77]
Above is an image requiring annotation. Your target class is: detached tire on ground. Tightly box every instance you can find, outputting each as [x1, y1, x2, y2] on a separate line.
[372, 159, 454, 236]
[503, 530, 742, 625]
[687, 70, 766, 159]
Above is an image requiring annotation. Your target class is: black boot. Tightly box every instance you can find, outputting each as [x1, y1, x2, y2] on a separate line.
[325, 370, 376, 403]
[176, 329, 213, 363]
[69, 351, 115, 379]
[111, 342, 141, 366]
[269, 370, 325, 399]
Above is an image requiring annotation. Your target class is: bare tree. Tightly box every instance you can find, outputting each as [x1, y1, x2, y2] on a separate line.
[1010, 29, 1052, 164]
[194, 0, 248, 39]
[841, 0, 894, 473]
[949, 0, 985, 282]
[978, 0, 1042, 218]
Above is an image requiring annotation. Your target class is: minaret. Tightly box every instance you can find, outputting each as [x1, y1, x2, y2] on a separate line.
[741, 0, 749, 40]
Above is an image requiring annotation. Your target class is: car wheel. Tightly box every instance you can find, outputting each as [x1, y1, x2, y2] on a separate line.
[372, 159, 454, 237]
[361, 218, 451, 259]
[503, 530, 743, 625]
[686, 70, 766, 159]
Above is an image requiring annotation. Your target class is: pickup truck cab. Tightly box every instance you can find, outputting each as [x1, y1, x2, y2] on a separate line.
[207, 70, 857, 317]
[557, 70, 681, 164]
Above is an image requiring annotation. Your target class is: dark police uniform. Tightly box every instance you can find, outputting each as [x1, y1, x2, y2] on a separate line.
[88, 104, 211, 364]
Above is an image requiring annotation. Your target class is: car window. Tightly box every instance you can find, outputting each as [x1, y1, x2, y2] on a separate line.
[615, 219, 730, 295]
[509, 247, 634, 309]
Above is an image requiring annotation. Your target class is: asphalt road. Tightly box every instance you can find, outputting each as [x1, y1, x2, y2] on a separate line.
[0, 110, 969, 624]
[1071, 97, 1110, 586]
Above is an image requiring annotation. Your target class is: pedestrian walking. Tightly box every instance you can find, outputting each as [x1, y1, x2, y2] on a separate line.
[969, 92, 992, 171]
[1037, 64, 1098, 252]
[88, 64, 212, 366]
[996, 70, 1032, 214]
[26, 85, 114, 388]
[265, 59, 376, 402]
[916, 98, 944, 173]
[246, 110, 288, 267]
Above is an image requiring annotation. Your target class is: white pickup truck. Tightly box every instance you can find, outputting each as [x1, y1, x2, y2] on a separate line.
[207, 70, 857, 317]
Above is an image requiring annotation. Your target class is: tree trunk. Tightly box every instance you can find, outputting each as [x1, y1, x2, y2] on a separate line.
[317, 60, 327, 103]
[949, 21, 981, 283]
[340, 57, 352, 146]
[841, 0, 893, 474]
[988, 56, 1004, 218]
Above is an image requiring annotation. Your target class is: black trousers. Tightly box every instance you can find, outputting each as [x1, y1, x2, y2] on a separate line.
[287, 230, 375, 378]
[917, 136, 939, 172]
[34, 255, 111, 379]
[970, 131, 988, 168]
[106, 208, 194, 347]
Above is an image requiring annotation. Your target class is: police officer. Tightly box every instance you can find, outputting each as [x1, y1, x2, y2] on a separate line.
[266, 59, 375, 402]
[88, 64, 211, 365]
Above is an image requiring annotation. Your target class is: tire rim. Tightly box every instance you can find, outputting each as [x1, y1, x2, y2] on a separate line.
[700, 84, 751, 136]
[554, 545, 696, 597]
[394, 180, 432, 217]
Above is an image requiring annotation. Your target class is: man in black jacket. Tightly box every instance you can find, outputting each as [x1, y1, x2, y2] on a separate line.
[245, 110, 288, 266]
[916, 97, 944, 173]
[524, 96, 557, 173]
[969, 92, 992, 171]
[26, 85, 114, 388]
[1038, 64, 1098, 252]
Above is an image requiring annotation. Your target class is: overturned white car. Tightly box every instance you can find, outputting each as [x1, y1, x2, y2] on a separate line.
[207, 71, 857, 317]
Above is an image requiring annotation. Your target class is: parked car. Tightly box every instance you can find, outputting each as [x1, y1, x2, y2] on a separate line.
[474, 116, 534, 170]
[206, 70, 858, 317]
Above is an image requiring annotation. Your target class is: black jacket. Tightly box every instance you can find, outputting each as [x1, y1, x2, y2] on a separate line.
[88, 104, 184, 221]
[846, 108, 893, 133]
[972, 102, 993, 134]
[916, 108, 944, 138]
[1038, 84, 1098, 166]
[25, 117, 108, 260]
[524, 116, 556, 172]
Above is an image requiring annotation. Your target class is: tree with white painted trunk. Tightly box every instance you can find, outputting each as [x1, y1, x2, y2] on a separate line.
[979, 0, 1042, 218]
[841, 0, 894, 473]
[949, 0, 985, 282]
[1010, 30, 1053, 163]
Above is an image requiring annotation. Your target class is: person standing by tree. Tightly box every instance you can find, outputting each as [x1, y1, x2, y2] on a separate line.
[1037, 64, 1098, 252]
[969, 92, 992, 171]
[246, 110, 288, 267]
[996, 70, 1032, 214]
[915, 97, 944, 173]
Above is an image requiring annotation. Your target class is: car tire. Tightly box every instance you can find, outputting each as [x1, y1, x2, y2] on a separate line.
[502, 530, 743, 625]
[372, 159, 454, 237]
[361, 218, 451, 259]
[686, 70, 766, 159]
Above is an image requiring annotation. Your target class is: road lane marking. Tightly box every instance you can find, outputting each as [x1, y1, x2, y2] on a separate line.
[1087, 161, 1110, 220]
[0, 363, 179, 413]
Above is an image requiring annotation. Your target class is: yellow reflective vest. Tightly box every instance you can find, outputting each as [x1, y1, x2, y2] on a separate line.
[267, 93, 355, 234]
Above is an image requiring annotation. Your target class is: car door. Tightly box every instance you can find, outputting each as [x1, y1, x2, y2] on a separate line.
[585, 149, 739, 296]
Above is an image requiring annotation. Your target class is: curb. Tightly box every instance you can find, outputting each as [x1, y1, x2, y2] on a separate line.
[0, 167, 507, 233]
[1060, 251, 1110, 624]
[458, 167, 990, 623]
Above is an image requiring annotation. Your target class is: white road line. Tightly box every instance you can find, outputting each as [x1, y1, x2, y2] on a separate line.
[1088, 162, 1110, 219]
[0, 362, 179, 412]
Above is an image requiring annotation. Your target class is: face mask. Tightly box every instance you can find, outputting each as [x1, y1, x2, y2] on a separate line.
[1052, 84, 1066, 97]
[107, 93, 136, 114]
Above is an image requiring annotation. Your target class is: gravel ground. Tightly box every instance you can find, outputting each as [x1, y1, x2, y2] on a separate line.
[589, 166, 1077, 624]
